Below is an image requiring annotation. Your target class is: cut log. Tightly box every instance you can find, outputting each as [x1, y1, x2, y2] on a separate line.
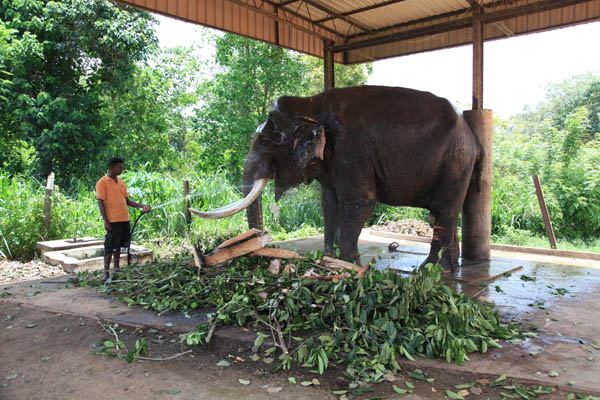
[203, 233, 272, 267]
[216, 228, 263, 249]
[356, 258, 374, 279]
[191, 245, 204, 269]
[249, 247, 306, 260]
[321, 256, 363, 272]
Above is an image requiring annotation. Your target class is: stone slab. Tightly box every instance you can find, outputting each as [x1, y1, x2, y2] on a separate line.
[36, 237, 104, 254]
[43, 244, 153, 272]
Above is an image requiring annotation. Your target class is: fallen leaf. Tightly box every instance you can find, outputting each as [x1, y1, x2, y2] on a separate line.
[25, 323, 37, 328]
[167, 388, 181, 394]
[384, 373, 397, 382]
[250, 354, 260, 361]
[470, 387, 482, 395]
[457, 389, 470, 397]
[392, 385, 409, 394]
[5, 372, 18, 380]
[446, 389, 465, 399]
[216, 360, 230, 367]
[239, 379, 250, 385]
[312, 378, 320, 386]
[267, 387, 283, 393]
[300, 381, 313, 386]
[288, 377, 297, 384]
[263, 357, 274, 365]
[568, 381, 576, 385]
[164, 322, 173, 327]
[549, 371, 559, 377]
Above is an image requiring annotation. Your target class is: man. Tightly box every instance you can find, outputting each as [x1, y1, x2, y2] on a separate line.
[96, 158, 151, 282]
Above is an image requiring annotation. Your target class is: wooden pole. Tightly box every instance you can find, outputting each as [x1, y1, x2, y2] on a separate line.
[323, 39, 335, 91]
[472, 4, 484, 110]
[183, 179, 191, 227]
[462, 110, 493, 262]
[43, 172, 55, 239]
[532, 175, 557, 249]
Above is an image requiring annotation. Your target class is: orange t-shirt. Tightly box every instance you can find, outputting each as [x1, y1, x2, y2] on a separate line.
[95, 175, 130, 222]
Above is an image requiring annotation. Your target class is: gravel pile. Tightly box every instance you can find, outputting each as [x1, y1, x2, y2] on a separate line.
[0, 260, 66, 285]
[370, 219, 433, 237]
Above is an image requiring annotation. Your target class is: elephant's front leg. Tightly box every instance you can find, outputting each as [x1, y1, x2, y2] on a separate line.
[337, 190, 377, 263]
[321, 185, 339, 257]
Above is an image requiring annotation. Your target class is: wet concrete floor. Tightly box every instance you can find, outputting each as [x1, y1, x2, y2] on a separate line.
[275, 230, 600, 394]
[2, 230, 600, 395]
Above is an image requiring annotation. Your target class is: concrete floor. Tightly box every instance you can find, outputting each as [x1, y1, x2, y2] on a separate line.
[3, 231, 600, 395]
[275, 230, 600, 394]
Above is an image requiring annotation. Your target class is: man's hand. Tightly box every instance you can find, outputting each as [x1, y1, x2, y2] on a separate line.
[104, 221, 112, 231]
[142, 205, 151, 213]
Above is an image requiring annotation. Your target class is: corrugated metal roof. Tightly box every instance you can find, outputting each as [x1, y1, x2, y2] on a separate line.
[114, 0, 600, 64]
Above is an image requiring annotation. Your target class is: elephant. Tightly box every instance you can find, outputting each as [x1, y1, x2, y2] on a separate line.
[191, 85, 484, 271]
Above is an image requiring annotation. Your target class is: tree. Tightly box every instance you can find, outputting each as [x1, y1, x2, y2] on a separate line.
[0, 0, 157, 183]
[189, 32, 372, 182]
[101, 45, 206, 172]
[189, 33, 312, 181]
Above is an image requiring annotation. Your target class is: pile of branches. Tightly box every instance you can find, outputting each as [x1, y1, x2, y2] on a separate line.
[79, 251, 519, 382]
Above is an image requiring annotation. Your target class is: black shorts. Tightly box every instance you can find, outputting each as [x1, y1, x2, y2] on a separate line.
[104, 221, 131, 255]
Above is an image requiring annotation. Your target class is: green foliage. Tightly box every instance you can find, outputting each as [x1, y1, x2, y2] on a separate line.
[101, 45, 206, 172]
[189, 33, 372, 182]
[492, 73, 600, 241]
[189, 33, 312, 181]
[81, 254, 519, 381]
[0, 0, 157, 184]
[0, 172, 103, 260]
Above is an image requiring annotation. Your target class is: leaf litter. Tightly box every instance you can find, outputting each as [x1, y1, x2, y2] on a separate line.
[77, 251, 523, 382]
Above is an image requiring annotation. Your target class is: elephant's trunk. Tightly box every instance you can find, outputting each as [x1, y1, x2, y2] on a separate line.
[243, 169, 264, 231]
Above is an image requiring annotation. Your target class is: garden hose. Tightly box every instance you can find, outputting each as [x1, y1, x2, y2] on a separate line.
[126, 209, 150, 267]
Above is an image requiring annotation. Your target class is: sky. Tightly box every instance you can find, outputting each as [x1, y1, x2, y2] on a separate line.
[155, 15, 600, 118]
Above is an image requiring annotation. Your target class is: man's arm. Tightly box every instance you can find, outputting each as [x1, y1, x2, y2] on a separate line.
[126, 198, 151, 213]
[97, 199, 112, 231]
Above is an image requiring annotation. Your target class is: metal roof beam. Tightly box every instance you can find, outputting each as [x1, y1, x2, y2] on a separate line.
[313, 0, 408, 24]
[334, 0, 594, 53]
[299, 0, 373, 33]
[259, 0, 344, 40]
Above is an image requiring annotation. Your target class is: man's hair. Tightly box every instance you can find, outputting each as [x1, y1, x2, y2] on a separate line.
[108, 157, 124, 168]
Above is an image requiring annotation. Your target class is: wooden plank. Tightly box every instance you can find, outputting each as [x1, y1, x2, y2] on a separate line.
[249, 247, 306, 260]
[321, 256, 363, 272]
[216, 228, 263, 249]
[470, 265, 524, 286]
[204, 233, 271, 266]
[356, 258, 374, 279]
[532, 175, 557, 249]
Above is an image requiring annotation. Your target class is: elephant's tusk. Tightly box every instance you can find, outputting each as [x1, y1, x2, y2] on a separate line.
[189, 178, 268, 219]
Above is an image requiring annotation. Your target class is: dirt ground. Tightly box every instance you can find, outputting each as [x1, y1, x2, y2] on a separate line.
[1, 299, 579, 400]
[1, 220, 598, 400]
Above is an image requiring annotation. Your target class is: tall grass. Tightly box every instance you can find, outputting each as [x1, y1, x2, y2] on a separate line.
[2, 165, 599, 261]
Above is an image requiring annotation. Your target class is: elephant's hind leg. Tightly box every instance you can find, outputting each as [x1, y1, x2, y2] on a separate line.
[422, 214, 459, 272]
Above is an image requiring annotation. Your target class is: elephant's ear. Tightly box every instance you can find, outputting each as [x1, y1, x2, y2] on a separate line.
[292, 118, 326, 171]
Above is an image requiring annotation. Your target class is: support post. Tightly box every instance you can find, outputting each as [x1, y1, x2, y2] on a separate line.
[532, 175, 557, 249]
[323, 39, 335, 91]
[43, 172, 55, 239]
[183, 179, 191, 227]
[462, 110, 492, 261]
[472, 4, 484, 110]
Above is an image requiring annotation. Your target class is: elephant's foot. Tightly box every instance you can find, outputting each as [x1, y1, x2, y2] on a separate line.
[420, 250, 455, 273]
